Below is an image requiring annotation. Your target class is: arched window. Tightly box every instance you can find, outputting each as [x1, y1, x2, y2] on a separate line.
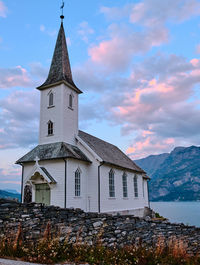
[69, 93, 73, 108]
[122, 172, 128, 198]
[49, 92, 54, 107]
[134, 175, 138, 198]
[75, 168, 81, 197]
[48, 120, 53, 135]
[109, 169, 115, 197]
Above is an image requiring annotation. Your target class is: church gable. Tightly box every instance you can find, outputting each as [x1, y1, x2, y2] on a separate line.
[24, 161, 56, 185]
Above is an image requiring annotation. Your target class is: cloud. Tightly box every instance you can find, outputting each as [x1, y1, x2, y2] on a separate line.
[96, 1, 200, 73]
[0, 90, 39, 149]
[29, 62, 48, 80]
[127, 135, 175, 159]
[74, 51, 200, 159]
[0, 167, 21, 191]
[40, 24, 45, 32]
[78, 21, 94, 42]
[88, 24, 168, 72]
[101, 54, 200, 158]
[0, 66, 33, 89]
[101, 0, 200, 25]
[39, 24, 57, 37]
[0, 1, 7, 18]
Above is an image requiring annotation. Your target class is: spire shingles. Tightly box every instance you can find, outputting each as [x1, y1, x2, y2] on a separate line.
[37, 23, 82, 93]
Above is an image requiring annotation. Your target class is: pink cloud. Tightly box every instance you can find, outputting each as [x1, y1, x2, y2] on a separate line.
[0, 1, 7, 18]
[190, 58, 200, 67]
[0, 66, 33, 89]
[88, 26, 168, 71]
[0, 90, 39, 149]
[100, 1, 200, 25]
[126, 136, 175, 159]
[0, 181, 21, 185]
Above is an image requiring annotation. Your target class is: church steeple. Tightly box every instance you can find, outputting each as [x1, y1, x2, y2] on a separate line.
[37, 22, 82, 94]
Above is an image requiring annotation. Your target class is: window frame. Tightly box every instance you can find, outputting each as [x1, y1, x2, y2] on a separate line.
[69, 93, 73, 109]
[122, 172, 128, 198]
[109, 169, 115, 198]
[134, 174, 138, 198]
[75, 168, 81, 197]
[49, 92, 54, 107]
[47, 120, 53, 136]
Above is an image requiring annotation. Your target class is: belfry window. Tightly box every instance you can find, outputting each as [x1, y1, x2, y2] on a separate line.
[122, 172, 128, 198]
[69, 94, 73, 108]
[48, 121, 53, 136]
[109, 169, 115, 198]
[134, 175, 138, 198]
[49, 93, 54, 107]
[75, 169, 81, 197]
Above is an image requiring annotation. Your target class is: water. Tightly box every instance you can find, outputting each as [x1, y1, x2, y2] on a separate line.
[150, 201, 200, 227]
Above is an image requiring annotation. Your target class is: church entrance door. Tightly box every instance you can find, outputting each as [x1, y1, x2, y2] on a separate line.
[35, 183, 50, 205]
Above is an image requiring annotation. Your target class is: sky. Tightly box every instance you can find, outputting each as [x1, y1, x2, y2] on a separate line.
[1, 0, 200, 192]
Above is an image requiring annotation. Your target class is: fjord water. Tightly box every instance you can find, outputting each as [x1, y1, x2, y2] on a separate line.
[150, 201, 200, 227]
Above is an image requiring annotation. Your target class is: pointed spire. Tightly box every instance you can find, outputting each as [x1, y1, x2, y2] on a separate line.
[37, 22, 82, 93]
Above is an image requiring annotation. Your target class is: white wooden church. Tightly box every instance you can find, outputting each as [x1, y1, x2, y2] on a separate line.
[17, 19, 150, 216]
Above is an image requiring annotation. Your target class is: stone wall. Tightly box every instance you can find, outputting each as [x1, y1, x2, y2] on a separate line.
[0, 199, 200, 255]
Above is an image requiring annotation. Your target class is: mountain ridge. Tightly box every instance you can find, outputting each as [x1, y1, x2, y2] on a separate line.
[135, 145, 200, 201]
[0, 189, 21, 201]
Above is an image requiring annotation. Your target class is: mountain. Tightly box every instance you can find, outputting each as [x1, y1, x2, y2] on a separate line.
[0, 190, 21, 201]
[135, 146, 200, 201]
[135, 153, 169, 176]
[5, 189, 19, 194]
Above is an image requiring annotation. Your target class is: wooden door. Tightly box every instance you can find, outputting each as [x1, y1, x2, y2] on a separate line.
[35, 184, 50, 205]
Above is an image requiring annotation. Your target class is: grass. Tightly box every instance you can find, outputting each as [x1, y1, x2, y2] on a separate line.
[0, 222, 200, 264]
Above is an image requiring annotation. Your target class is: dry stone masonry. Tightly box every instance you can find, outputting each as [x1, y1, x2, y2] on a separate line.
[0, 199, 200, 255]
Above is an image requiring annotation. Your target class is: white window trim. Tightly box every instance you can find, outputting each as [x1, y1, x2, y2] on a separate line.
[75, 168, 81, 197]
[109, 169, 115, 198]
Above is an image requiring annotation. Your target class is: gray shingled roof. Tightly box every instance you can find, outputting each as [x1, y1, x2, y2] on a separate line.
[37, 22, 82, 94]
[16, 142, 91, 164]
[78, 130, 145, 173]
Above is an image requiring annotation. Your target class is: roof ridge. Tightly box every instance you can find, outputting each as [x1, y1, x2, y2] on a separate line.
[78, 130, 117, 148]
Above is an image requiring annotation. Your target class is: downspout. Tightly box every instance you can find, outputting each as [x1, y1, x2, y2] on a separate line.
[20, 163, 24, 203]
[98, 162, 104, 213]
[63, 159, 67, 208]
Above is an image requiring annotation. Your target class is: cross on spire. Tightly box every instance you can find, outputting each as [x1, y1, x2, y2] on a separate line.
[60, 1, 65, 21]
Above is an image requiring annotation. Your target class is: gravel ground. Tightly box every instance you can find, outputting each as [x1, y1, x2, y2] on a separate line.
[0, 259, 78, 265]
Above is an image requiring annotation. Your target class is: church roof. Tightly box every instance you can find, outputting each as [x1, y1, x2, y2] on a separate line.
[78, 130, 145, 174]
[37, 22, 82, 94]
[40, 167, 57, 184]
[16, 142, 91, 164]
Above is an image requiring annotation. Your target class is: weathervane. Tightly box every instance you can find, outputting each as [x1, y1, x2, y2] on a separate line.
[60, 0, 65, 21]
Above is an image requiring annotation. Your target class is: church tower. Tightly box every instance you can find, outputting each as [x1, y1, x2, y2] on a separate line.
[37, 21, 82, 145]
